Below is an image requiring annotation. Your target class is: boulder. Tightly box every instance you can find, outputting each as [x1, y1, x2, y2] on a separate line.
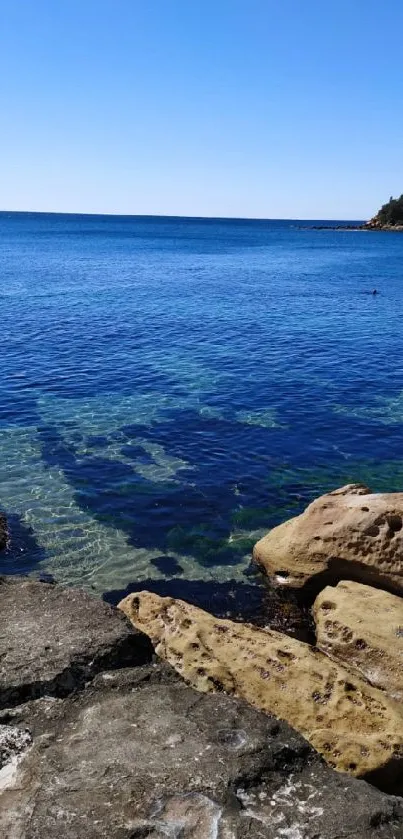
[253, 484, 403, 594]
[314, 580, 403, 700]
[0, 575, 152, 708]
[1, 663, 403, 838]
[119, 590, 403, 783]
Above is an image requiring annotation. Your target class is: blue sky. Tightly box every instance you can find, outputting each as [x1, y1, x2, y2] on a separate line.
[1, 0, 403, 218]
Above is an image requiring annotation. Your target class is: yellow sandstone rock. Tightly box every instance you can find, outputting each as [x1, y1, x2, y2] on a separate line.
[119, 590, 403, 781]
[253, 484, 403, 594]
[314, 580, 403, 701]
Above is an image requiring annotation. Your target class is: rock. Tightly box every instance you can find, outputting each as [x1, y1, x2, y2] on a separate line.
[0, 576, 153, 708]
[253, 483, 403, 595]
[1, 663, 403, 838]
[0, 723, 32, 795]
[119, 590, 403, 783]
[0, 513, 7, 551]
[104, 575, 315, 642]
[1, 576, 403, 836]
[314, 580, 403, 700]
[0, 723, 32, 769]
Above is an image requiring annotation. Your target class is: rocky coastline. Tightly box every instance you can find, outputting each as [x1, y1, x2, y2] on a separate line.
[308, 205, 403, 231]
[308, 222, 403, 231]
[2, 483, 403, 837]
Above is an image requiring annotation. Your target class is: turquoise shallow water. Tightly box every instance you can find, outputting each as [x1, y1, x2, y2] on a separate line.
[1, 212, 403, 613]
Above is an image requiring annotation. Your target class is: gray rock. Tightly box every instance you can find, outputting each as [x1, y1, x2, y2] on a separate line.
[1, 577, 402, 838]
[1, 664, 402, 839]
[0, 723, 32, 769]
[0, 576, 153, 708]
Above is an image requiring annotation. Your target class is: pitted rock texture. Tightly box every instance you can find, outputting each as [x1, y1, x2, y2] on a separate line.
[314, 580, 403, 700]
[1, 664, 403, 838]
[253, 483, 403, 594]
[0, 575, 152, 708]
[119, 590, 403, 782]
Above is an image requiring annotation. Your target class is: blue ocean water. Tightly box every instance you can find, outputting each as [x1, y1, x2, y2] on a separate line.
[1, 212, 403, 613]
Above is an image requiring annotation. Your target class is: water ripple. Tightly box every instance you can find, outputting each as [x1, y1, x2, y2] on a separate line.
[1, 213, 402, 612]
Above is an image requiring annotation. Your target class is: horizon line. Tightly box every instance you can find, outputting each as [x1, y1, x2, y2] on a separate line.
[0, 209, 366, 222]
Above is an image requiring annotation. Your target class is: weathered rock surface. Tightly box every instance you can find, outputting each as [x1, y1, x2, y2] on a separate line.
[119, 590, 403, 783]
[0, 575, 153, 708]
[253, 483, 403, 594]
[314, 580, 403, 700]
[2, 663, 403, 839]
[0, 723, 32, 770]
[0, 513, 7, 551]
[1, 576, 403, 837]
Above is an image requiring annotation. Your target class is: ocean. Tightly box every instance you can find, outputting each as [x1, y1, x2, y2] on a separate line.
[1, 211, 403, 615]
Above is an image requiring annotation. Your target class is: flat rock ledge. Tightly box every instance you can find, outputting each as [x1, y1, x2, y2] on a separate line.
[0, 575, 153, 708]
[1, 577, 403, 838]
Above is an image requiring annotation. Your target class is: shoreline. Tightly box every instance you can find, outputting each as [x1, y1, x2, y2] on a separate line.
[303, 223, 403, 231]
[2, 484, 403, 835]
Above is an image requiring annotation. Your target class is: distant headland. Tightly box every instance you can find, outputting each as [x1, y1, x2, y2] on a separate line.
[310, 194, 403, 231]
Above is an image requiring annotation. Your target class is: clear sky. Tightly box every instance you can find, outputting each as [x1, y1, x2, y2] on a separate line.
[1, 0, 403, 219]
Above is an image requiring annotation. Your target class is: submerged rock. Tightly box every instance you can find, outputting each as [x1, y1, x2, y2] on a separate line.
[0, 575, 153, 708]
[119, 590, 403, 783]
[2, 663, 403, 838]
[253, 483, 403, 595]
[314, 580, 403, 700]
[0, 513, 7, 551]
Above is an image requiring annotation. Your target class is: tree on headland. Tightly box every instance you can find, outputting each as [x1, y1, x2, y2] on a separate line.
[373, 194, 403, 226]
